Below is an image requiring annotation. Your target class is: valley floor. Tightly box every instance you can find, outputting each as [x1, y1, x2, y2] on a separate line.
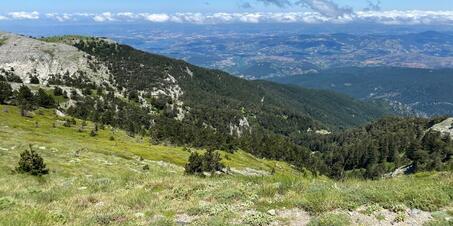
[0, 105, 452, 225]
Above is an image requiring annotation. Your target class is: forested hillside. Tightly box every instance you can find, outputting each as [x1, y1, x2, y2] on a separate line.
[0, 33, 451, 179]
[299, 117, 453, 179]
[273, 67, 453, 116]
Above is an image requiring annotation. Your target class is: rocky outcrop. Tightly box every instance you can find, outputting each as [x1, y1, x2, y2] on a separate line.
[0, 32, 110, 85]
[430, 118, 453, 138]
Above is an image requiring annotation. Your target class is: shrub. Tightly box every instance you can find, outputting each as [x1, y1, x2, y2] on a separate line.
[37, 88, 56, 108]
[185, 152, 203, 174]
[53, 86, 63, 96]
[6, 73, 23, 83]
[202, 149, 224, 172]
[63, 119, 72, 127]
[16, 146, 49, 176]
[29, 75, 40, 84]
[185, 149, 224, 175]
[242, 211, 273, 226]
[82, 88, 92, 96]
[70, 89, 79, 100]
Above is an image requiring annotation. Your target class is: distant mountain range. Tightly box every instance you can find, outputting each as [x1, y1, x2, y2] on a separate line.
[273, 67, 453, 117]
[119, 30, 453, 79]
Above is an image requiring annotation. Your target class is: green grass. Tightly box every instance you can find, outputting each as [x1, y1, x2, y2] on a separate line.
[0, 104, 452, 225]
[39, 35, 93, 44]
[39, 35, 110, 48]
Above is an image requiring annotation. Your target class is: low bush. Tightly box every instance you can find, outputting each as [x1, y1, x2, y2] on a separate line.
[185, 149, 224, 175]
[16, 146, 49, 176]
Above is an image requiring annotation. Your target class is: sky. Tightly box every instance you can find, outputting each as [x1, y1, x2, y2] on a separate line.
[1, 0, 453, 25]
[0, 0, 453, 13]
[1, 0, 453, 13]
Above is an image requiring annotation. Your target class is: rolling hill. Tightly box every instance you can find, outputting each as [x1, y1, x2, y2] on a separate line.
[273, 67, 453, 117]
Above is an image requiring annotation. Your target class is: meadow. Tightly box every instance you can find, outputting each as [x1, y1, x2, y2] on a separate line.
[0, 105, 451, 225]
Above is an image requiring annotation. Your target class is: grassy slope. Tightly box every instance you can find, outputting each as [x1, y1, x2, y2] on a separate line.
[0, 105, 452, 225]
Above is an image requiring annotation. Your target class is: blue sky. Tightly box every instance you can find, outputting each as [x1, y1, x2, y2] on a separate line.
[1, 0, 453, 13]
[1, 0, 453, 26]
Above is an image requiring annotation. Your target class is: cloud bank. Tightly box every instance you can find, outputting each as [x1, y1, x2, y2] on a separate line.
[1, 10, 453, 25]
[7, 11, 40, 20]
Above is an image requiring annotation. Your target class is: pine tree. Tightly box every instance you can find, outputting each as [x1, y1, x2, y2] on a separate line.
[53, 86, 63, 96]
[185, 152, 203, 174]
[37, 88, 56, 108]
[16, 85, 35, 116]
[185, 149, 225, 175]
[202, 149, 224, 173]
[0, 81, 13, 104]
[16, 145, 49, 176]
[29, 75, 40, 84]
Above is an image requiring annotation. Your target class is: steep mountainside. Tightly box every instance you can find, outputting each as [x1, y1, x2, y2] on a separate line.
[37, 35, 389, 131]
[0, 32, 452, 179]
[273, 67, 453, 117]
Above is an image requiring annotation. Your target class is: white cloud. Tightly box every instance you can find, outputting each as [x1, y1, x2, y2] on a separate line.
[171, 13, 206, 23]
[239, 13, 263, 23]
[46, 13, 73, 22]
[3, 10, 453, 25]
[93, 12, 115, 22]
[117, 12, 139, 20]
[7, 11, 39, 20]
[356, 10, 453, 25]
[140, 13, 170, 22]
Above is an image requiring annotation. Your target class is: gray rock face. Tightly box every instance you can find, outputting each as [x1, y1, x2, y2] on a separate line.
[430, 118, 453, 138]
[0, 32, 110, 84]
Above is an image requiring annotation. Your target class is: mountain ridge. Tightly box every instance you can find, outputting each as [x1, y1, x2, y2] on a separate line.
[9, 32, 453, 180]
[36, 33, 388, 129]
[272, 67, 453, 116]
